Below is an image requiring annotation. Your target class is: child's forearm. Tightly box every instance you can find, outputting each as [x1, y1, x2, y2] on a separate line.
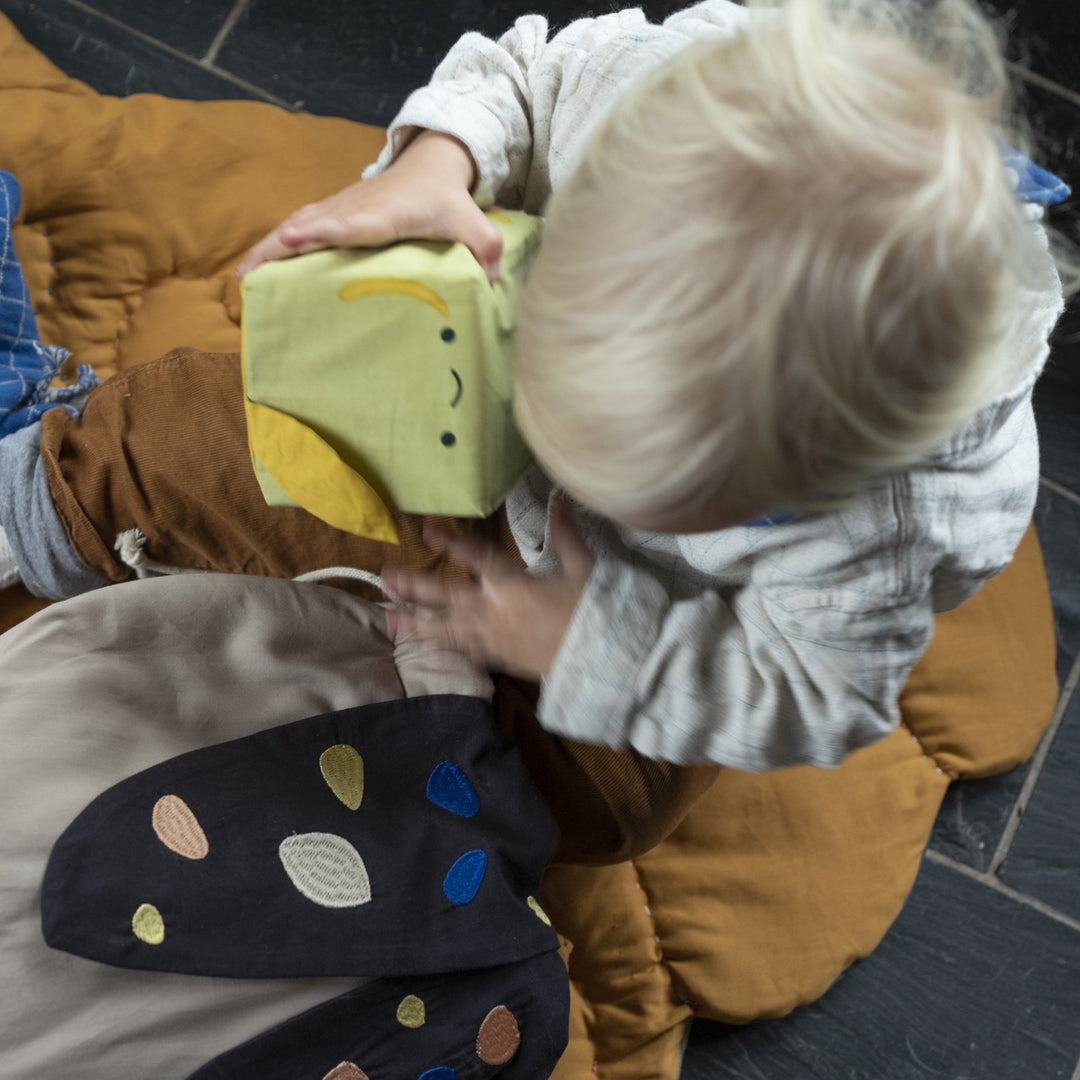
[396, 128, 479, 193]
[365, 4, 750, 212]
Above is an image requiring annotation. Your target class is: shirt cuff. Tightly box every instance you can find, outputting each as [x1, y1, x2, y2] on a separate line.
[361, 85, 516, 207]
[538, 554, 668, 748]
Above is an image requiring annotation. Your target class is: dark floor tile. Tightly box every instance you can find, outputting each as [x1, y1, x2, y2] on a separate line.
[1034, 486, 1080, 682]
[1017, 13, 1080, 96]
[939, 485, 1080, 873]
[998, 690, 1080, 921]
[1035, 305, 1080, 498]
[0, 0, 259, 101]
[681, 859, 1080, 1080]
[76, 0, 239, 58]
[929, 764, 1031, 871]
[214, 0, 692, 125]
[1012, 79, 1079, 500]
[929, 489, 1079, 873]
[1018, 78, 1080, 187]
[983, 0, 1080, 93]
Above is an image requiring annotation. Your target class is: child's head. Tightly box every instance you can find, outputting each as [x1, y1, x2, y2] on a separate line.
[513, 0, 1055, 533]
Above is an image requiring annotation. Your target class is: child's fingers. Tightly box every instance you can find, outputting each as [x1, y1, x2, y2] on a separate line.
[288, 192, 504, 280]
[278, 202, 398, 251]
[422, 525, 513, 583]
[389, 607, 491, 668]
[237, 178, 505, 280]
[549, 498, 595, 580]
[235, 227, 294, 276]
[235, 185, 395, 276]
[382, 568, 456, 610]
[389, 608, 444, 649]
[449, 202, 505, 281]
[235, 217, 329, 276]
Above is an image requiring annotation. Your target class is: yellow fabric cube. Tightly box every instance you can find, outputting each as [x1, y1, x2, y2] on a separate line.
[241, 211, 542, 542]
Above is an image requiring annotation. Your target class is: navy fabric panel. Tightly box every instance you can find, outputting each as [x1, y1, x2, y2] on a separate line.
[186, 952, 569, 1080]
[42, 694, 560, 978]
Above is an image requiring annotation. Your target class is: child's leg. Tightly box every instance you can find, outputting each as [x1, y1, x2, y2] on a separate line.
[0, 421, 111, 598]
[492, 675, 720, 865]
[35, 347, 477, 592]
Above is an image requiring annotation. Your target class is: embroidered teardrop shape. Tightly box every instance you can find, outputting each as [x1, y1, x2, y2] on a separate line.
[132, 903, 165, 945]
[396, 994, 426, 1028]
[527, 894, 552, 926]
[476, 1005, 521, 1065]
[426, 761, 479, 818]
[152, 794, 209, 859]
[442, 849, 487, 906]
[322, 1063, 370, 1080]
[320, 744, 365, 810]
[279, 833, 372, 908]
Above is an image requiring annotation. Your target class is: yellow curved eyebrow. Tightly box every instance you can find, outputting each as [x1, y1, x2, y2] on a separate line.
[337, 277, 449, 317]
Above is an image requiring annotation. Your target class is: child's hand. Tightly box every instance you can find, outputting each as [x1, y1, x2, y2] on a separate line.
[382, 500, 595, 681]
[236, 130, 504, 279]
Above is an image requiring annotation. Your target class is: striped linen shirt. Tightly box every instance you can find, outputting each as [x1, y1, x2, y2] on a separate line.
[366, 1, 1065, 769]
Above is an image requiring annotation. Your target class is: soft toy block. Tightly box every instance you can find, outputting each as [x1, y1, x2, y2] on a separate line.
[241, 212, 542, 543]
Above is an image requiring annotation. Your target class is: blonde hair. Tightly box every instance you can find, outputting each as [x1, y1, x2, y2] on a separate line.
[513, 0, 1065, 523]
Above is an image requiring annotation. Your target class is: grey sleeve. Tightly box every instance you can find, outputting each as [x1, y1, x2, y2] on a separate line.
[539, 551, 934, 771]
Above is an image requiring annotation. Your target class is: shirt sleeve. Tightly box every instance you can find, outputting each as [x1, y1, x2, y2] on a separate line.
[363, 15, 550, 209]
[361, 2, 749, 209]
[539, 543, 934, 771]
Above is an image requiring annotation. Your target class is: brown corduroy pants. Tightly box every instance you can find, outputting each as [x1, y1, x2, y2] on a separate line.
[38, 348, 718, 864]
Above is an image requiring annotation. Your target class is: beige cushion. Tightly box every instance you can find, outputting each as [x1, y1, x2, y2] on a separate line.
[0, 574, 490, 1079]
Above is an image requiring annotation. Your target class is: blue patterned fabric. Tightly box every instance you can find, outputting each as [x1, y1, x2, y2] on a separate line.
[0, 170, 97, 438]
[1003, 146, 1072, 206]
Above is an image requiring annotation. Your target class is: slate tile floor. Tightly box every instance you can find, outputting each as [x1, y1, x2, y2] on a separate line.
[0, 1, 1077, 1077]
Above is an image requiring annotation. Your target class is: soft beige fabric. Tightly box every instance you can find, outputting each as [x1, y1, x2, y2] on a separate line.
[0, 573, 489, 1080]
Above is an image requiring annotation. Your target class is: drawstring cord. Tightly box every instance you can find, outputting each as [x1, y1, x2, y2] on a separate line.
[114, 528, 403, 605]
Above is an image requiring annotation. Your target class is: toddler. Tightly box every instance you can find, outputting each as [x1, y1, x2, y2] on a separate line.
[0, 0, 1069, 858]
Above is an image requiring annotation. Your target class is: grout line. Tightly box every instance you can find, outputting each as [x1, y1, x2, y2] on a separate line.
[1072, 1051, 1080, 1080]
[925, 849, 1080, 934]
[203, 0, 250, 66]
[1041, 476, 1080, 508]
[196, 62, 292, 110]
[988, 650, 1080, 874]
[1010, 63, 1080, 111]
[55, 0, 293, 109]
